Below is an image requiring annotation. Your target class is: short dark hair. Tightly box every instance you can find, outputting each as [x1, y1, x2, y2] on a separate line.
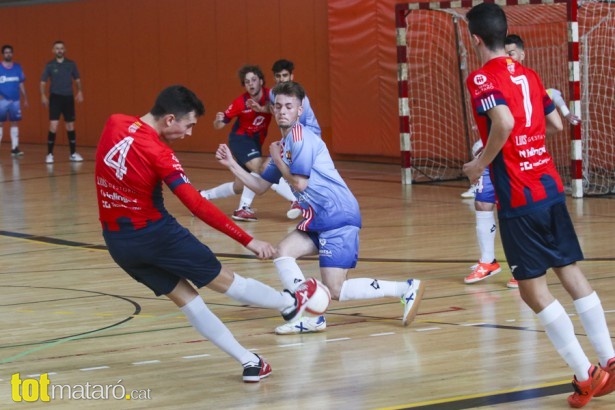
[466, 3, 507, 52]
[53, 40, 64, 47]
[272, 59, 294, 74]
[238, 64, 265, 85]
[2, 45, 13, 53]
[272, 81, 305, 102]
[150, 85, 205, 119]
[505, 34, 525, 50]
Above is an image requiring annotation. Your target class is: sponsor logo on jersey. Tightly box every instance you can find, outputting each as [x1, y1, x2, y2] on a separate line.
[128, 121, 142, 134]
[473, 73, 487, 86]
[515, 135, 527, 146]
[519, 157, 551, 171]
[518, 146, 547, 159]
[100, 190, 135, 204]
[506, 59, 516, 74]
[0, 75, 20, 84]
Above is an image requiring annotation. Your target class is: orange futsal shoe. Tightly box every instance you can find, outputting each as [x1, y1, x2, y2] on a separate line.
[506, 278, 519, 288]
[595, 357, 615, 397]
[567, 365, 608, 408]
[464, 260, 501, 284]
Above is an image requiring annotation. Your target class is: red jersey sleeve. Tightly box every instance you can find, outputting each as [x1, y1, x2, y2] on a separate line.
[223, 95, 246, 123]
[172, 184, 253, 246]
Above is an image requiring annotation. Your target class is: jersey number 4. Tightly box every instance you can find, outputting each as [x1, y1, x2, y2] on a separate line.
[104, 137, 134, 180]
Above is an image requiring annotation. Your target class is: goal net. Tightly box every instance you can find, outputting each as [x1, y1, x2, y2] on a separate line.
[396, 0, 615, 196]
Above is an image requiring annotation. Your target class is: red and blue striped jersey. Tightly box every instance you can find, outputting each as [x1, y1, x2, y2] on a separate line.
[466, 56, 564, 218]
[223, 88, 272, 143]
[95, 114, 253, 244]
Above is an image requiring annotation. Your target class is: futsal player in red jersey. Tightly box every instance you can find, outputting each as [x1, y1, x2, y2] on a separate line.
[95, 85, 319, 383]
[463, 4, 615, 408]
[199, 65, 297, 222]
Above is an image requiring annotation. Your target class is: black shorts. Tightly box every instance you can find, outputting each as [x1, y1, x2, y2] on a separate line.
[228, 132, 263, 172]
[103, 218, 222, 296]
[49, 93, 76, 122]
[499, 201, 584, 280]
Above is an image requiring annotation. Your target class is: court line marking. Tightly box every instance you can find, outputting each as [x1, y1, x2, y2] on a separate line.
[80, 366, 110, 372]
[376, 380, 571, 410]
[181, 354, 211, 359]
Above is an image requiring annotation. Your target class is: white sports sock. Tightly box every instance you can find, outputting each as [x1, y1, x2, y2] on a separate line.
[239, 176, 258, 208]
[538, 300, 592, 381]
[224, 272, 294, 311]
[10, 126, 19, 150]
[273, 257, 306, 291]
[180, 296, 257, 365]
[574, 291, 615, 367]
[338, 278, 408, 301]
[0, 127, 3, 144]
[271, 177, 296, 201]
[201, 182, 236, 200]
[476, 211, 496, 263]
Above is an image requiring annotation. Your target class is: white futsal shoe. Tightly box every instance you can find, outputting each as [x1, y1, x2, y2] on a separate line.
[402, 279, 425, 326]
[275, 315, 327, 335]
[461, 186, 476, 198]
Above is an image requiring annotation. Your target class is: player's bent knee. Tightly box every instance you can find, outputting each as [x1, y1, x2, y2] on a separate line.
[206, 266, 236, 293]
[321, 281, 342, 300]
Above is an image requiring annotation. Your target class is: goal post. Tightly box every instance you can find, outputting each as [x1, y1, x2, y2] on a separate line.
[395, 0, 615, 198]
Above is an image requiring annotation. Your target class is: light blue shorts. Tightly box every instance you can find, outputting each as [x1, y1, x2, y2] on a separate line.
[0, 99, 22, 122]
[475, 168, 496, 204]
[307, 225, 360, 269]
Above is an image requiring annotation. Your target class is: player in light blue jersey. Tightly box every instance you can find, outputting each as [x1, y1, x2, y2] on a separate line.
[0, 45, 28, 156]
[242, 58, 322, 219]
[269, 59, 321, 136]
[215, 81, 425, 334]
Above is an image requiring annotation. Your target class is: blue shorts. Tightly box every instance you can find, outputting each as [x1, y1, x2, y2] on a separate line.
[0, 99, 22, 122]
[475, 169, 495, 204]
[307, 225, 360, 269]
[228, 132, 262, 172]
[103, 218, 222, 296]
[499, 201, 583, 280]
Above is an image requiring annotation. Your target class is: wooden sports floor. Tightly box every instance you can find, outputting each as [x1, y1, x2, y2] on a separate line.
[1, 144, 614, 409]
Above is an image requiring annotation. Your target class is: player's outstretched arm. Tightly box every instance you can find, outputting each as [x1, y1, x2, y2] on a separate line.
[213, 112, 227, 130]
[269, 141, 308, 192]
[246, 239, 276, 260]
[174, 185, 275, 259]
[246, 99, 269, 113]
[547, 88, 580, 125]
[464, 105, 513, 184]
[173, 183, 252, 245]
[546, 110, 564, 136]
